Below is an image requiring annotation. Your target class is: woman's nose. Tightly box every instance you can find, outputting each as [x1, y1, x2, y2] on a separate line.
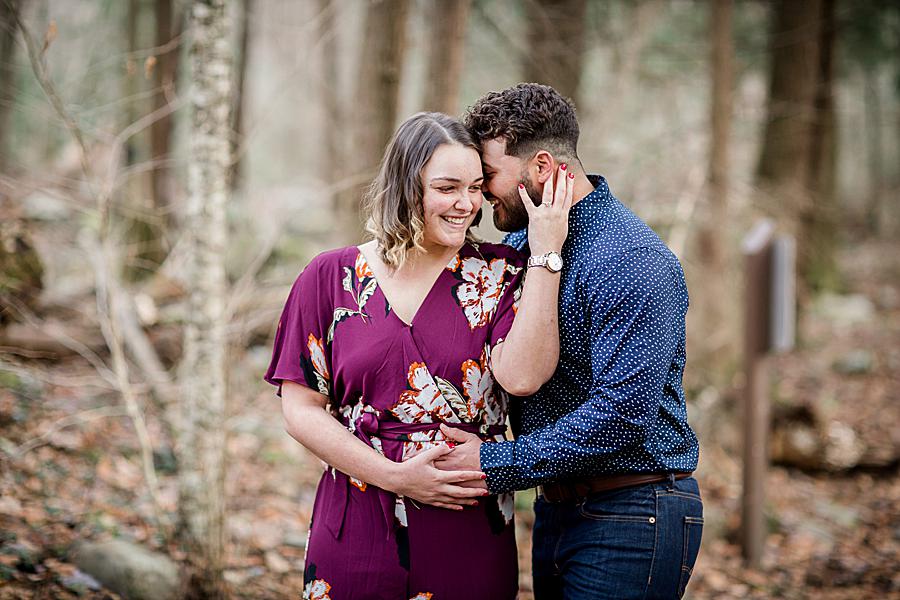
[456, 192, 474, 210]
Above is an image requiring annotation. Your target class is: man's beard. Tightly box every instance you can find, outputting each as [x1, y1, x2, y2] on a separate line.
[492, 176, 541, 232]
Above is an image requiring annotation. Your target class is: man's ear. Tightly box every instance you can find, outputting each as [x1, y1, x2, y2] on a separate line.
[532, 150, 556, 184]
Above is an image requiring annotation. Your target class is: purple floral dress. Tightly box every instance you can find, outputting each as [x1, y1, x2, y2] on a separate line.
[265, 241, 525, 600]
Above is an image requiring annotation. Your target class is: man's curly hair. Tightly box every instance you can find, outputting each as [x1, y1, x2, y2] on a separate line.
[463, 83, 579, 161]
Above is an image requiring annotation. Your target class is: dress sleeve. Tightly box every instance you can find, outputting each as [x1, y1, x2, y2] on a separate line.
[263, 255, 333, 398]
[488, 249, 527, 347]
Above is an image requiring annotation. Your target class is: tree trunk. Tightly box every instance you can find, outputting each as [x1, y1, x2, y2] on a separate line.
[317, 0, 341, 206]
[122, 0, 168, 281]
[805, 0, 839, 290]
[150, 0, 181, 223]
[124, 0, 141, 169]
[702, 0, 732, 279]
[229, 0, 252, 193]
[422, 0, 470, 115]
[177, 1, 232, 597]
[756, 0, 822, 292]
[338, 0, 410, 243]
[863, 70, 884, 234]
[0, 0, 24, 173]
[522, 0, 587, 106]
[695, 0, 733, 362]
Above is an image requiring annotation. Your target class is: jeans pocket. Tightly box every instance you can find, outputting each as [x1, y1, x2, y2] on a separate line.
[678, 516, 704, 597]
[578, 484, 656, 522]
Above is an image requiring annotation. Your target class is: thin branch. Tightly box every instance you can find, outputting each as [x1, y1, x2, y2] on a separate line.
[1, 295, 118, 386]
[88, 242, 170, 535]
[0, 358, 117, 390]
[11, 8, 95, 194]
[10, 406, 131, 458]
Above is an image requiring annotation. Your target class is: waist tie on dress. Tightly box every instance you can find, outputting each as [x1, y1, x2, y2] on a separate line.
[322, 418, 507, 541]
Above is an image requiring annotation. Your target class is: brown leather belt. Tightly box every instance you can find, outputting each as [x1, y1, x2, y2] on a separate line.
[538, 472, 693, 503]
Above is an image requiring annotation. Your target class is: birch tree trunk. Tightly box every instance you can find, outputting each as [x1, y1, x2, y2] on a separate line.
[423, 0, 470, 115]
[177, 1, 232, 596]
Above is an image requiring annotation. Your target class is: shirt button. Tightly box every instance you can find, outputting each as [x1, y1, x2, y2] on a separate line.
[649, 517, 656, 524]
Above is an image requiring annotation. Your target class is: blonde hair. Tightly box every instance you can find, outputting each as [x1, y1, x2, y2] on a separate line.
[364, 112, 480, 268]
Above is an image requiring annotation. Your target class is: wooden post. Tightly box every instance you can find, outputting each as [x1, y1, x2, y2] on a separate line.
[770, 236, 797, 354]
[741, 219, 774, 567]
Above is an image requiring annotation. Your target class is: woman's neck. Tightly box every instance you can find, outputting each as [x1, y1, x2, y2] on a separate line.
[401, 241, 463, 273]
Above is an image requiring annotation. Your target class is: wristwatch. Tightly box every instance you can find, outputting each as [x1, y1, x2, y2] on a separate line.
[527, 251, 564, 273]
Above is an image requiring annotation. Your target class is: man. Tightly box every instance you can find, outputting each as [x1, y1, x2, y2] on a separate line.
[438, 83, 702, 599]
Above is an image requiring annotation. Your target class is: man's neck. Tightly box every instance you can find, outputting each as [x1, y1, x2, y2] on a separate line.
[571, 171, 596, 205]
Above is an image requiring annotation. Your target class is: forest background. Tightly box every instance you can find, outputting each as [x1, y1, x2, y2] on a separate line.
[0, 0, 898, 598]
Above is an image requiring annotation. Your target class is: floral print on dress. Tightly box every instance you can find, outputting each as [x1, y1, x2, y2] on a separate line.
[303, 578, 332, 600]
[305, 333, 330, 396]
[460, 344, 506, 431]
[327, 252, 378, 342]
[390, 362, 461, 424]
[400, 428, 446, 461]
[409, 594, 433, 600]
[339, 399, 381, 492]
[451, 256, 508, 330]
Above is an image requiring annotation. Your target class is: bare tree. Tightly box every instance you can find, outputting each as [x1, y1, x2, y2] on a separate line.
[695, 0, 734, 357]
[229, 0, 252, 192]
[177, 0, 232, 596]
[756, 0, 823, 292]
[0, 0, 24, 172]
[337, 0, 409, 243]
[423, 0, 470, 115]
[316, 0, 342, 215]
[150, 0, 181, 225]
[806, 0, 838, 289]
[523, 0, 588, 106]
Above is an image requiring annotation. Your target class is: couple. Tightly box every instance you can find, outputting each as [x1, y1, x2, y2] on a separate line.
[265, 83, 702, 599]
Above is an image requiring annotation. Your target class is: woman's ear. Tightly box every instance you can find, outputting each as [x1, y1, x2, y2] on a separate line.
[532, 150, 556, 184]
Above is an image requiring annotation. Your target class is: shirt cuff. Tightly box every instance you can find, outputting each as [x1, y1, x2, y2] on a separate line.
[480, 439, 531, 494]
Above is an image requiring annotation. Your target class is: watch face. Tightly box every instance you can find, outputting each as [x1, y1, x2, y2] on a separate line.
[547, 253, 564, 272]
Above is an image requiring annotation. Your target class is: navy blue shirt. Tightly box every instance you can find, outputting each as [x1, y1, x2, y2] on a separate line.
[481, 176, 700, 493]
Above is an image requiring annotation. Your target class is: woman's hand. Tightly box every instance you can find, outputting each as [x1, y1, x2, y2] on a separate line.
[385, 444, 489, 511]
[523, 163, 575, 256]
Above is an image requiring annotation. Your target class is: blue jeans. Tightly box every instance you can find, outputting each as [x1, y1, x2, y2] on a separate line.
[532, 475, 703, 599]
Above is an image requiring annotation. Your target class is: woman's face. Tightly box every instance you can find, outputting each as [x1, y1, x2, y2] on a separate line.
[419, 143, 484, 253]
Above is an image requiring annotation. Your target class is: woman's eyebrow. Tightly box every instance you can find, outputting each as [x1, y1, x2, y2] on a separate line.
[429, 176, 484, 183]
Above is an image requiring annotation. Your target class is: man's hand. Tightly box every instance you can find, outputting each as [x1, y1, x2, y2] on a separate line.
[434, 424, 487, 490]
[389, 443, 488, 510]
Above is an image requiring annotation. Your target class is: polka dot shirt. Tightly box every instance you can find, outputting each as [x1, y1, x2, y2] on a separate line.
[480, 176, 700, 494]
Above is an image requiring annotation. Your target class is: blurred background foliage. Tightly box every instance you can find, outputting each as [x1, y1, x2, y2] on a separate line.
[0, 1, 898, 598]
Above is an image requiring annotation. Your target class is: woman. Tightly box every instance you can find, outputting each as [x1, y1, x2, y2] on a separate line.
[264, 112, 573, 599]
